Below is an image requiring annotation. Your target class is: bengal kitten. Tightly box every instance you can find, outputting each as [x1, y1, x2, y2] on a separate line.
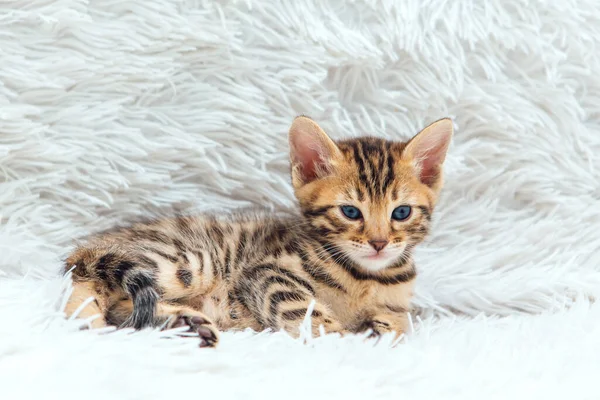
[64, 116, 453, 348]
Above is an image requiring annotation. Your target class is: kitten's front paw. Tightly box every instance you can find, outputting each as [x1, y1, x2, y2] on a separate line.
[170, 314, 220, 348]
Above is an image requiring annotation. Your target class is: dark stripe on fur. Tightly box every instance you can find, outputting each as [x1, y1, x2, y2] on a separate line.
[175, 217, 196, 237]
[235, 229, 249, 264]
[301, 263, 346, 292]
[268, 291, 306, 326]
[152, 250, 178, 263]
[112, 260, 136, 286]
[207, 224, 224, 247]
[244, 263, 279, 282]
[322, 214, 344, 233]
[283, 240, 298, 255]
[281, 308, 322, 321]
[232, 285, 262, 324]
[172, 238, 186, 254]
[358, 141, 376, 197]
[385, 304, 407, 313]
[194, 251, 204, 275]
[212, 250, 221, 279]
[260, 275, 297, 293]
[352, 143, 370, 192]
[278, 268, 316, 296]
[297, 247, 346, 292]
[133, 229, 172, 246]
[281, 308, 309, 321]
[356, 187, 365, 202]
[96, 254, 117, 289]
[418, 206, 431, 221]
[382, 143, 395, 194]
[303, 206, 334, 218]
[176, 268, 193, 288]
[362, 141, 385, 196]
[224, 245, 232, 278]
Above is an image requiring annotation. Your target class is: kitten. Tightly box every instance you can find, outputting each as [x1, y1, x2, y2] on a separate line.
[63, 116, 453, 347]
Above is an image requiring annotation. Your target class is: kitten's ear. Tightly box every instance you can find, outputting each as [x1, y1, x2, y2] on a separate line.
[402, 118, 453, 192]
[289, 116, 341, 189]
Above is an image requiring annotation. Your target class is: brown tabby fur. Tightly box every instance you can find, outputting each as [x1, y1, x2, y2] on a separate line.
[64, 116, 453, 348]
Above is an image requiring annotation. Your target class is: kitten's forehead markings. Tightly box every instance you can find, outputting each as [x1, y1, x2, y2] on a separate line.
[392, 187, 418, 205]
[335, 192, 358, 206]
[342, 187, 355, 201]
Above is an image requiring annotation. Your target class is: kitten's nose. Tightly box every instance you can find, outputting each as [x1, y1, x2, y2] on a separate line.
[368, 239, 389, 252]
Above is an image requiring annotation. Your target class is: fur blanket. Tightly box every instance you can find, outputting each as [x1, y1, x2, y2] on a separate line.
[1, 1, 599, 399]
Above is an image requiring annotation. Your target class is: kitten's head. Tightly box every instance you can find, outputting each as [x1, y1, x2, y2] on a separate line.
[289, 116, 453, 272]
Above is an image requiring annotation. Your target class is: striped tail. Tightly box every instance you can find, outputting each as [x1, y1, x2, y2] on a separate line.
[123, 269, 160, 329]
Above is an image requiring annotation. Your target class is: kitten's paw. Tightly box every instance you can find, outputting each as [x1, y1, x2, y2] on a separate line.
[357, 318, 406, 341]
[310, 316, 347, 337]
[361, 319, 392, 338]
[169, 313, 220, 348]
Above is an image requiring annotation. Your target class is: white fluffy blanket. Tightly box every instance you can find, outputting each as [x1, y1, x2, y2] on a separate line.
[1, 1, 599, 399]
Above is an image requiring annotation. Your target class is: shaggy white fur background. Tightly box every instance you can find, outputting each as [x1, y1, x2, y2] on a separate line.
[1, 0, 600, 399]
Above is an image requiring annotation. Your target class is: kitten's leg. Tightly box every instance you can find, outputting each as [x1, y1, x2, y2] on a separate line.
[277, 300, 347, 338]
[64, 281, 107, 329]
[235, 263, 347, 338]
[107, 299, 219, 348]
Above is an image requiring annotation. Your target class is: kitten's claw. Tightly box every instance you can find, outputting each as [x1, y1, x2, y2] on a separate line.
[196, 325, 219, 348]
[170, 314, 220, 348]
[189, 315, 210, 326]
[359, 319, 391, 338]
[171, 317, 188, 329]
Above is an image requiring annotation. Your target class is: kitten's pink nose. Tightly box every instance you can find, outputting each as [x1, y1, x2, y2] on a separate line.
[368, 239, 389, 252]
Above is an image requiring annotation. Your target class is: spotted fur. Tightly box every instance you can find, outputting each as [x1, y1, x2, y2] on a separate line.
[64, 116, 453, 347]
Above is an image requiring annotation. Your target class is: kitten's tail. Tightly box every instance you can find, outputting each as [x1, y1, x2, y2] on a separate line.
[122, 269, 160, 329]
[65, 246, 160, 329]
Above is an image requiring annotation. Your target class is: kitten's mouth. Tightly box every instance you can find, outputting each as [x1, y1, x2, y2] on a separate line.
[350, 248, 401, 272]
[363, 252, 391, 260]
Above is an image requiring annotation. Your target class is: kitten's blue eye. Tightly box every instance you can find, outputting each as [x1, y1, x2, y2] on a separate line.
[340, 205, 362, 220]
[391, 206, 412, 221]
